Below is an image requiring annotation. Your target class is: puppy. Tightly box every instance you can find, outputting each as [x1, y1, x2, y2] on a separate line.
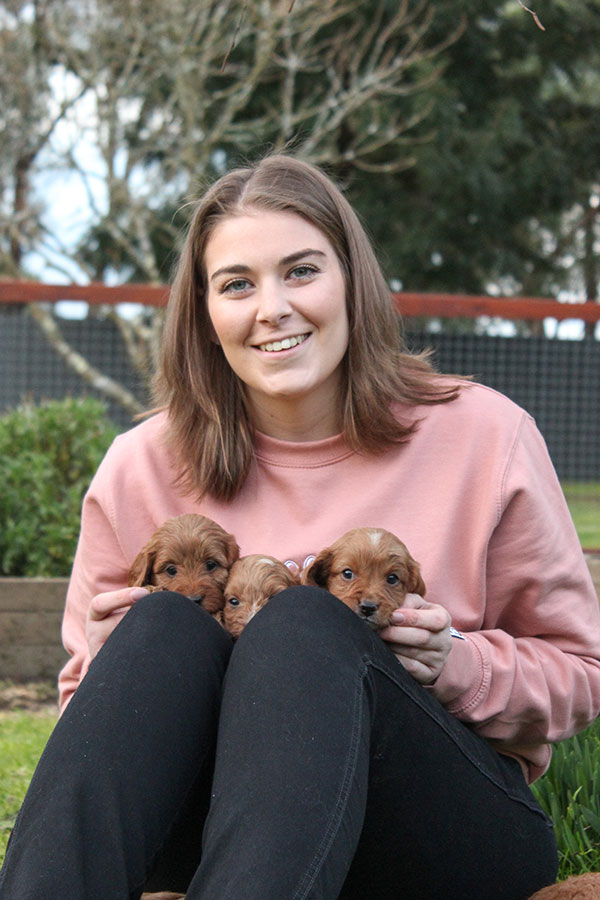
[526, 873, 600, 899]
[303, 527, 425, 629]
[128, 514, 239, 614]
[221, 554, 299, 638]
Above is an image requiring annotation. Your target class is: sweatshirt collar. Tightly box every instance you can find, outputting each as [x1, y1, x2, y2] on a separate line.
[253, 429, 355, 468]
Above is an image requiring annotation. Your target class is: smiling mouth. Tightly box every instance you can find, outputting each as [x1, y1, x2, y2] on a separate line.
[256, 333, 310, 353]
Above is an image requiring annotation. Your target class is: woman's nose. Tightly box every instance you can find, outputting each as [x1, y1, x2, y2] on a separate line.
[256, 280, 292, 324]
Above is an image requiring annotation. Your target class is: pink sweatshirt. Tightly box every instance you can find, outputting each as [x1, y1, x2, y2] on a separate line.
[60, 382, 600, 781]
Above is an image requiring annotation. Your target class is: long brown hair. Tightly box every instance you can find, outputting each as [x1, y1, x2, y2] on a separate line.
[154, 154, 462, 501]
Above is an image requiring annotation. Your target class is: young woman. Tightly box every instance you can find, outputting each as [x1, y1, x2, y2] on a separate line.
[2, 155, 599, 900]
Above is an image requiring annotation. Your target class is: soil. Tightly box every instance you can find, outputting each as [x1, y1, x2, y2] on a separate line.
[0, 680, 59, 714]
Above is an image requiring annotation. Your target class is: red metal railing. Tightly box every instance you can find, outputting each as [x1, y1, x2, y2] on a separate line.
[1, 279, 600, 323]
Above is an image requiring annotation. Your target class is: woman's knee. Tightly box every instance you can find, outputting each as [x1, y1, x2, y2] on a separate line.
[246, 584, 352, 630]
[236, 584, 381, 660]
[107, 590, 233, 663]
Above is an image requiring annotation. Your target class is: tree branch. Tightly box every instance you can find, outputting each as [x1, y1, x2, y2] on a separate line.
[28, 303, 145, 416]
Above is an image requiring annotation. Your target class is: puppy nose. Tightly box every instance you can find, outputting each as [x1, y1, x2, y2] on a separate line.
[358, 600, 378, 617]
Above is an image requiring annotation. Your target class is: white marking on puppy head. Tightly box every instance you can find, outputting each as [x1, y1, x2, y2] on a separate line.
[367, 529, 383, 548]
[250, 599, 264, 617]
[259, 557, 275, 566]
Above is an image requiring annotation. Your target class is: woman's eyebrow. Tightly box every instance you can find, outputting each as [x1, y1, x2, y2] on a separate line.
[210, 249, 326, 283]
[210, 263, 250, 283]
[280, 249, 327, 266]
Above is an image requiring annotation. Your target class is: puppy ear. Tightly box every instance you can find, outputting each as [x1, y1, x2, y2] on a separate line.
[302, 550, 333, 588]
[224, 534, 240, 568]
[127, 548, 156, 587]
[407, 559, 426, 597]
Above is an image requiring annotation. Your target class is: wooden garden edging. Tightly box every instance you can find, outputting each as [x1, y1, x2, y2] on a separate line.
[1, 561, 600, 682]
[0, 578, 69, 681]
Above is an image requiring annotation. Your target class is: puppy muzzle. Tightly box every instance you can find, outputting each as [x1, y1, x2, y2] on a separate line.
[357, 600, 382, 628]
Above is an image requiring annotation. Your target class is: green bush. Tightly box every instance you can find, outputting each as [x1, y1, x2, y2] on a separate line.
[532, 718, 600, 878]
[0, 397, 119, 577]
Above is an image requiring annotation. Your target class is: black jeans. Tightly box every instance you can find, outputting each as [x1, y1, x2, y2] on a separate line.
[0, 588, 557, 899]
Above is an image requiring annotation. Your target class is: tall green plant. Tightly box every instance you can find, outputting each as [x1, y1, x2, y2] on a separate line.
[0, 398, 119, 576]
[532, 719, 600, 878]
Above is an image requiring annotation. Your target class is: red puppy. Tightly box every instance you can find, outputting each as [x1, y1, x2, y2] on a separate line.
[526, 873, 600, 899]
[221, 554, 299, 638]
[303, 526, 425, 629]
[128, 514, 239, 615]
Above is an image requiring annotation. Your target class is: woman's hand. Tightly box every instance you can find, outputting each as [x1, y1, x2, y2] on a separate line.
[379, 594, 453, 685]
[86, 587, 149, 659]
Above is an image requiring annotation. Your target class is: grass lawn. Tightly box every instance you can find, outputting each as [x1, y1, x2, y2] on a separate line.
[0, 707, 56, 866]
[562, 483, 600, 549]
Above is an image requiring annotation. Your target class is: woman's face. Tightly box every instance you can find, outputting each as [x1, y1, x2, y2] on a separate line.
[205, 209, 350, 439]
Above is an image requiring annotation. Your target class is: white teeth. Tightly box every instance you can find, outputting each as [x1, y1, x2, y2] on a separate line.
[259, 334, 308, 352]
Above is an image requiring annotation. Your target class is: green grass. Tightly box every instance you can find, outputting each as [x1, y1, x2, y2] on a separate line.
[1, 704, 599, 881]
[532, 718, 600, 879]
[562, 483, 600, 549]
[0, 708, 56, 866]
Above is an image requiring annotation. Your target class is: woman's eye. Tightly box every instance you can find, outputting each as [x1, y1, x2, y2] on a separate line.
[288, 264, 318, 281]
[206, 559, 218, 572]
[228, 596, 240, 606]
[165, 564, 178, 577]
[220, 277, 252, 295]
[341, 568, 355, 581]
[387, 573, 399, 585]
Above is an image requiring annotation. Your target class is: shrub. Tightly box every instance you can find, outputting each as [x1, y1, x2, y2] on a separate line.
[0, 397, 119, 577]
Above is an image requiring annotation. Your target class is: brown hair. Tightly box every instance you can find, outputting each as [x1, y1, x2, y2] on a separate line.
[154, 154, 463, 501]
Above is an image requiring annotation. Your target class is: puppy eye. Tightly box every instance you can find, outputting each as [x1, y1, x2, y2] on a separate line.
[387, 573, 399, 585]
[206, 559, 218, 572]
[165, 564, 177, 576]
[228, 596, 240, 606]
[341, 569, 355, 581]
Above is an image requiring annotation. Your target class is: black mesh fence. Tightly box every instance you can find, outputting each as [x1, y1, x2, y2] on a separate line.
[405, 329, 600, 482]
[0, 304, 151, 428]
[1, 302, 599, 484]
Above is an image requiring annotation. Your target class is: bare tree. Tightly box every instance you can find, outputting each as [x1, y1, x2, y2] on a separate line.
[2, 0, 459, 412]
[0, 0, 87, 274]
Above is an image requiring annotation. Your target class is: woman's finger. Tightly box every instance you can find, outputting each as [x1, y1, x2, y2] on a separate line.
[389, 600, 451, 634]
[88, 587, 149, 620]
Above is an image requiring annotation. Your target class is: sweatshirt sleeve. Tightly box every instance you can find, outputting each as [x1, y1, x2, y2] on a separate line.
[429, 413, 600, 778]
[59, 454, 131, 712]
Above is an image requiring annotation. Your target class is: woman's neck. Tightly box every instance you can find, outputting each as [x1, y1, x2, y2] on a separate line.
[247, 393, 343, 442]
